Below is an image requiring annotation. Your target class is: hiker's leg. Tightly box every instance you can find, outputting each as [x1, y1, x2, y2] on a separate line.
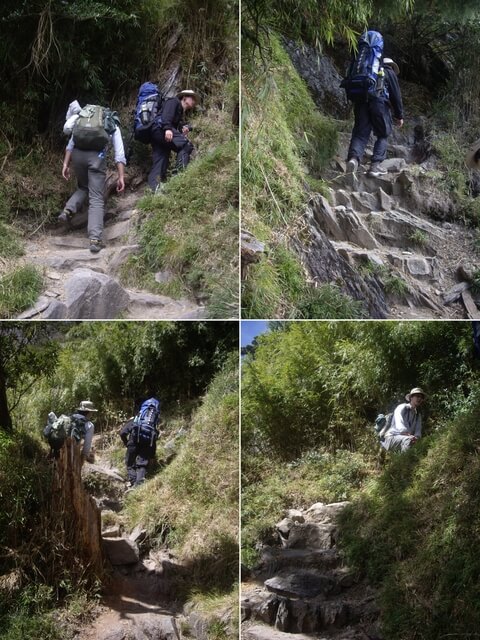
[149, 130, 171, 188]
[134, 454, 149, 486]
[383, 434, 413, 452]
[125, 446, 138, 485]
[86, 151, 107, 241]
[347, 102, 372, 162]
[370, 100, 393, 163]
[171, 131, 194, 172]
[65, 149, 89, 214]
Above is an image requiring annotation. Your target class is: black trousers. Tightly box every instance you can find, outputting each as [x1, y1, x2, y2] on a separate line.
[347, 98, 393, 164]
[125, 443, 154, 486]
[148, 128, 194, 189]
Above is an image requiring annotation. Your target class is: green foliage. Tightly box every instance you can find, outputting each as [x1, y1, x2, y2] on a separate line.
[339, 388, 480, 638]
[0, 222, 23, 259]
[242, 449, 374, 564]
[124, 354, 239, 593]
[408, 229, 428, 247]
[0, 265, 43, 318]
[296, 284, 366, 318]
[126, 140, 238, 317]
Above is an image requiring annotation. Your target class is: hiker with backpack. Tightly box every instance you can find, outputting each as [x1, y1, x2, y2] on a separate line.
[120, 397, 160, 489]
[59, 101, 126, 253]
[381, 388, 425, 452]
[148, 89, 197, 190]
[342, 31, 404, 178]
[44, 400, 97, 462]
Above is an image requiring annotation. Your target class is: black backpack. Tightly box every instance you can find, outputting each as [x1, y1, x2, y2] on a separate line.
[69, 413, 88, 442]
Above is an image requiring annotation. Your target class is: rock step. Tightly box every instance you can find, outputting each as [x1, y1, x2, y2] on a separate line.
[265, 568, 357, 599]
[256, 547, 342, 577]
[242, 588, 378, 635]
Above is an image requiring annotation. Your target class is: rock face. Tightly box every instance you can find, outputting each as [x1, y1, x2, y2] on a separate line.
[64, 269, 131, 319]
[283, 39, 349, 118]
[242, 501, 380, 639]
[102, 537, 140, 565]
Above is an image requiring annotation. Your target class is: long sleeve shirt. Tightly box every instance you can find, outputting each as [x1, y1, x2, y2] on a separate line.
[385, 67, 404, 121]
[387, 402, 422, 438]
[81, 420, 95, 457]
[66, 126, 126, 165]
[159, 97, 185, 132]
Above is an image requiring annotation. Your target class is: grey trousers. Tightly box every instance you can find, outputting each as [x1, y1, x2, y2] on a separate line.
[383, 434, 415, 452]
[65, 149, 106, 240]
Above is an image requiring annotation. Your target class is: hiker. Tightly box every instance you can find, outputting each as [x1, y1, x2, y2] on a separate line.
[59, 101, 126, 253]
[120, 397, 160, 488]
[147, 90, 198, 191]
[382, 388, 425, 452]
[343, 31, 404, 178]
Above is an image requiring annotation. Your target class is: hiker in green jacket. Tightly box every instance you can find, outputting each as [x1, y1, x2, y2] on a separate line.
[382, 387, 425, 452]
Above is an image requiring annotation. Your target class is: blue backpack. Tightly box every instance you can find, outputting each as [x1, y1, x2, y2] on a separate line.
[134, 82, 163, 144]
[133, 398, 160, 446]
[341, 31, 387, 103]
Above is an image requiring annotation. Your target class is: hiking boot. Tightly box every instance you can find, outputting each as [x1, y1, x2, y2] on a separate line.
[346, 157, 359, 174]
[368, 162, 388, 177]
[89, 239, 105, 253]
[57, 209, 73, 226]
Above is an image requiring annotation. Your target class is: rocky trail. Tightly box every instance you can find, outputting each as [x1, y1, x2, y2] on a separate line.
[74, 432, 217, 640]
[241, 502, 380, 640]
[18, 183, 205, 320]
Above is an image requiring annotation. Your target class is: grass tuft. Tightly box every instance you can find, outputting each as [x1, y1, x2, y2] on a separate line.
[0, 265, 43, 318]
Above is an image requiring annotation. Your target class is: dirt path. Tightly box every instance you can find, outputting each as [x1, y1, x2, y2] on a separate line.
[76, 434, 183, 640]
[18, 187, 205, 320]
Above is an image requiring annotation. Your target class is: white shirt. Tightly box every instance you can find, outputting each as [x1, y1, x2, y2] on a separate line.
[387, 402, 422, 438]
[81, 421, 95, 457]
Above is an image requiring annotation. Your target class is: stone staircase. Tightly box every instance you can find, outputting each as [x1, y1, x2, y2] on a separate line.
[18, 191, 205, 319]
[294, 134, 476, 319]
[242, 503, 380, 640]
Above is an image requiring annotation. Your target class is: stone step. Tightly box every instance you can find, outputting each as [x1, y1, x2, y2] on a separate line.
[256, 547, 342, 577]
[103, 219, 132, 242]
[245, 625, 321, 640]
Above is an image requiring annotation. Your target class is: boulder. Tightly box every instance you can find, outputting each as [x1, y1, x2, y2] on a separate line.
[350, 191, 378, 213]
[102, 536, 139, 565]
[406, 257, 431, 278]
[18, 296, 51, 319]
[42, 300, 68, 319]
[285, 509, 305, 523]
[155, 270, 175, 284]
[381, 158, 407, 173]
[378, 187, 394, 211]
[305, 502, 350, 524]
[104, 220, 131, 241]
[64, 269, 130, 319]
[285, 522, 336, 550]
[246, 625, 313, 640]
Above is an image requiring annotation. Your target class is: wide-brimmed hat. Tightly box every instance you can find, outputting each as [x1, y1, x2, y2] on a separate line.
[177, 89, 199, 101]
[383, 58, 400, 76]
[466, 139, 480, 169]
[405, 387, 426, 401]
[76, 400, 98, 413]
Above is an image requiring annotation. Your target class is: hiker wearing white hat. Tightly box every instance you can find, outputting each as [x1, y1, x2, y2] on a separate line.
[147, 89, 199, 191]
[382, 388, 426, 452]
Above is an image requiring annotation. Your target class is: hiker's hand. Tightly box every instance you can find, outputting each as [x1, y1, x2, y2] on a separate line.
[117, 176, 125, 193]
[62, 164, 71, 180]
[394, 118, 404, 128]
[165, 130, 173, 143]
[182, 126, 189, 136]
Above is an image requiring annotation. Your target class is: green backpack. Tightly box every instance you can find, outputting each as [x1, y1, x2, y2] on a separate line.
[44, 413, 71, 448]
[72, 104, 119, 151]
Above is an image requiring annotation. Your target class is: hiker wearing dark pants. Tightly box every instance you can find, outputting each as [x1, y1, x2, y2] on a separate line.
[148, 89, 198, 191]
[382, 387, 425, 452]
[347, 59, 404, 178]
[120, 418, 157, 488]
[60, 124, 126, 253]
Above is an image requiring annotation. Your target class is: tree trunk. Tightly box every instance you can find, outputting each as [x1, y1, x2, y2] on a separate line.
[0, 364, 12, 432]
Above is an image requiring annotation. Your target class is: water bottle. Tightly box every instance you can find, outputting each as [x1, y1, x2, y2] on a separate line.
[140, 102, 150, 125]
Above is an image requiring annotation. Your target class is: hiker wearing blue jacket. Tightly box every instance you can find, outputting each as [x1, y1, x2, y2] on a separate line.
[382, 388, 425, 452]
[148, 89, 197, 191]
[120, 397, 160, 489]
[346, 57, 404, 178]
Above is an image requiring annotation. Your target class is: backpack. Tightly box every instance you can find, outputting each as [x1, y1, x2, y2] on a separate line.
[69, 413, 88, 442]
[134, 82, 163, 144]
[44, 412, 70, 449]
[341, 31, 386, 103]
[374, 412, 393, 441]
[132, 397, 160, 446]
[72, 104, 119, 151]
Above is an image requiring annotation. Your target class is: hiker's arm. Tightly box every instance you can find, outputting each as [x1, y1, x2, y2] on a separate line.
[162, 99, 179, 142]
[414, 415, 422, 438]
[112, 128, 126, 192]
[62, 148, 72, 180]
[81, 422, 94, 459]
[387, 70, 404, 122]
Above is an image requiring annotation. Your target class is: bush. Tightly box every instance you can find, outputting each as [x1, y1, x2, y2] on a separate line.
[0, 265, 43, 318]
